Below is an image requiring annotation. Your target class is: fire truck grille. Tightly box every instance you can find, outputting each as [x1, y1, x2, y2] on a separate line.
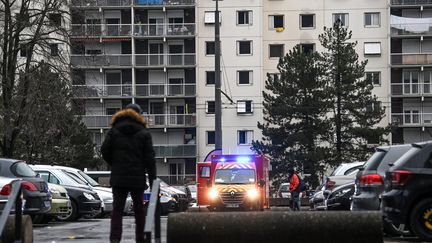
[220, 192, 246, 204]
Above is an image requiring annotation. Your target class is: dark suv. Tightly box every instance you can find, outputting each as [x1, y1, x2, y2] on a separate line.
[382, 141, 432, 240]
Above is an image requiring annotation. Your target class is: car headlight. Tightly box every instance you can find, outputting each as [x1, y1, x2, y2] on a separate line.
[247, 189, 259, 200]
[50, 189, 60, 197]
[83, 192, 95, 201]
[208, 189, 219, 200]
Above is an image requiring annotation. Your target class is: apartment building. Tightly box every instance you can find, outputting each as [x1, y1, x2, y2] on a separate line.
[69, 0, 197, 184]
[390, 0, 432, 142]
[196, 0, 264, 161]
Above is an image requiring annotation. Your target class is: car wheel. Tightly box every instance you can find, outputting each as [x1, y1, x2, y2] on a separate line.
[410, 198, 432, 240]
[56, 200, 78, 222]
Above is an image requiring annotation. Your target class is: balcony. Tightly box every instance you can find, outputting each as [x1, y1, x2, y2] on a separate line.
[71, 0, 131, 7]
[80, 114, 196, 128]
[135, 53, 195, 67]
[154, 144, 196, 158]
[133, 23, 195, 37]
[71, 24, 132, 37]
[146, 114, 196, 127]
[73, 85, 132, 98]
[392, 113, 432, 127]
[391, 23, 432, 36]
[71, 54, 132, 67]
[135, 84, 196, 97]
[134, 0, 195, 7]
[391, 83, 432, 96]
[391, 0, 432, 5]
[391, 53, 432, 66]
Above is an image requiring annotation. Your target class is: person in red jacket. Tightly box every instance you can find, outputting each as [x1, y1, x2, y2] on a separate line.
[288, 168, 301, 211]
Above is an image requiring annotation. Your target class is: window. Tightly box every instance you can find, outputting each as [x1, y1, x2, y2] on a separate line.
[237, 100, 253, 114]
[206, 71, 215, 85]
[204, 11, 221, 24]
[269, 15, 284, 29]
[200, 166, 211, 178]
[333, 13, 349, 27]
[50, 43, 59, 56]
[237, 11, 252, 25]
[237, 41, 252, 55]
[364, 12, 380, 27]
[207, 131, 215, 145]
[49, 13, 61, 27]
[403, 70, 420, 94]
[364, 42, 381, 55]
[238, 130, 253, 145]
[206, 41, 215, 55]
[300, 14, 315, 29]
[269, 44, 284, 58]
[238, 70, 252, 85]
[300, 43, 315, 54]
[206, 101, 215, 114]
[366, 72, 381, 86]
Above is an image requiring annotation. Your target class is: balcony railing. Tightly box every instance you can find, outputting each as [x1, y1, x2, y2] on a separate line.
[73, 85, 132, 98]
[153, 144, 196, 158]
[391, 0, 432, 5]
[71, 24, 132, 37]
[135, 53, 195, 67]
[146, 114, 196, 127]
[133, 23, 195, 37]
[392, 113, 432, 126]
[134, 0, 195, 6]
[136, 84, 196, 96]
[391, 83, 432, 95]
[71, 54, 132, 67]
[391, 23, 432, 36]
[81, 114, 196, 128]
[71, 0, 131, 7]
[391, 53, 432, 65]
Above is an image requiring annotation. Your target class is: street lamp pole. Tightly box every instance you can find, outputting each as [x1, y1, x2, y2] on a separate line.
[215, 0, 222, 151]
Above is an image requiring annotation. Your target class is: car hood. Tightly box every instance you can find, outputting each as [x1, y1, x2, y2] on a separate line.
[92, 186, 112, 193]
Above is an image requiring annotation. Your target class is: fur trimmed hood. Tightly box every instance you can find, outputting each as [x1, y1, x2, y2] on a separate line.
[111, 109, 148, 128]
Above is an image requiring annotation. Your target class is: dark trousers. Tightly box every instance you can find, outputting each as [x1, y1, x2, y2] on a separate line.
[110, 187, 145, 242]
[291, 191, 301, 211]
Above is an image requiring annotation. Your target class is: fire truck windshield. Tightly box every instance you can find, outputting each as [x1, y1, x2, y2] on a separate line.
[214, 169, 256, 184]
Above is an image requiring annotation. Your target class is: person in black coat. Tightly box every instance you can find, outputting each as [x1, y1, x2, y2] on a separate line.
[101, 103, 156, 243]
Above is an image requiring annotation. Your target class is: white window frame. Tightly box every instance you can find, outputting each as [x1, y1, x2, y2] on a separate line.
[364, 12, 380, 28]
[269, 44, 284, 58]
[237, 10, 252, 26]
[333, 13, 349, 27]
[237, 100, 253, 114]
[206, 101, 215, 114]
[206, 71, 216, 86]
[205, 41, 215, 56]
[237, 70, 253, 85]
[365, 72, 381, 86]
[364, 42, 381, 55]
[269, 15, 284, 30]
[237, 130, 254, 145]
[204, 11, 221, 25]
[237, 40, 253, 55]
[300, 14, 315, 29]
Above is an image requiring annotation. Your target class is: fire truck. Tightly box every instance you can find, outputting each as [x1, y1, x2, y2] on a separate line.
[196, 154, 269, 211]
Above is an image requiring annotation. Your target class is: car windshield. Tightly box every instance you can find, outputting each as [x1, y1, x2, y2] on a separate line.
[78, 170, 100, 187]
[11, 162, 37, 177]
[53, 170, 87, 187]
[214, 169, 255, 184]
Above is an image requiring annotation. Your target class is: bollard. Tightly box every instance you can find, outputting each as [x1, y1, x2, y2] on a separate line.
[167, 211, 383, 243]
[2, 215, 33, 243]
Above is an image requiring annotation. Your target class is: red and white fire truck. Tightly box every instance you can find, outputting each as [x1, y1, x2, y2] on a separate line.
[196, 154, 270, 211]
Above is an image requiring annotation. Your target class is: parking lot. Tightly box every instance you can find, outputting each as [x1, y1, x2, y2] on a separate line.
[32, 214, 426, 243]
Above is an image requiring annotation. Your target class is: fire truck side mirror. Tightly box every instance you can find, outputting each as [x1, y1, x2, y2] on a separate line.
[258, 180, 265, 187]
[206, 179, 211, 188]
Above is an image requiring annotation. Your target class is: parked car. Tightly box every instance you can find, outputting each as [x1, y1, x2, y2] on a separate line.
[33, 183, 70, 224]
[277, 183, 291, 199]
[351, 144, 412, 236]
[171, 185, 193, 204]
[0, 159, 51, 217]
[187, 184, 197, 203]
[382, 141, 432, 241]
[30, 165, 102, 221]
[330, 162, 365, 177]
[325, 182, 355, 210]
[51, 165, 133, 216]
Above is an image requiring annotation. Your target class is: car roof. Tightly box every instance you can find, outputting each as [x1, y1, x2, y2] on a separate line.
[0, 158, 25, 164]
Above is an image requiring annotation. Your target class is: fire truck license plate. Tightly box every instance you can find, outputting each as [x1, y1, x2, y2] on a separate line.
[226, 204, 239, 208]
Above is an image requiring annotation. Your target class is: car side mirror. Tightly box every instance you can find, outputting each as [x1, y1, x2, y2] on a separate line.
[206, 179, 211, 188]
[258, 180, 265, 187]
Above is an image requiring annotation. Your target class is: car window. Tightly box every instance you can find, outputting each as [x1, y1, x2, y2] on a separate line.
[11, 162, 37, 177]
[363, 151, 386, 171]
[330, 165, 344, 176]
[344, 166, 361, 175]
[65, 172, 87, 185]
[38, 171, 60, 184]
[393, 146, 422, 168]
[377, 146, 412, 173]
[78, 171, 100, 186]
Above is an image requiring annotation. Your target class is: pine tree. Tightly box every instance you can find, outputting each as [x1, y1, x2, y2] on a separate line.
[319, 21, 390, 165]
[253, 45, 331, 188]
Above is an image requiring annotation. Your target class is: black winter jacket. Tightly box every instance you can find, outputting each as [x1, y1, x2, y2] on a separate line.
[101, 109, 156, 189]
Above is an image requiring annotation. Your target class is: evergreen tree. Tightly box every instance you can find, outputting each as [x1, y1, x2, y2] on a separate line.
[253, 45, 331, 188]
[319, 21, 389, 165]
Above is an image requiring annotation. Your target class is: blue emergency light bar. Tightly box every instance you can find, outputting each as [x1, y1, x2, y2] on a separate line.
[213, 156, 252, 163]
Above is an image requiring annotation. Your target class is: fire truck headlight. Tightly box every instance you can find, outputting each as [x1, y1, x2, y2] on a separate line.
[247, 189, 259, 200]
[209, 189, 219, 200]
